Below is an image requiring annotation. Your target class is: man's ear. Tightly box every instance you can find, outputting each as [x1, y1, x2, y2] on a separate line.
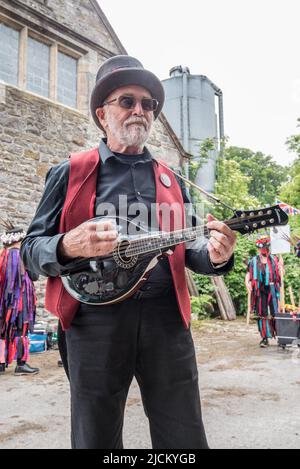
[95, 107, 106, 128]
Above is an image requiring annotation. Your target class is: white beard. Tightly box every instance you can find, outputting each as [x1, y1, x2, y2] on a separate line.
[106, 111, 152, 148]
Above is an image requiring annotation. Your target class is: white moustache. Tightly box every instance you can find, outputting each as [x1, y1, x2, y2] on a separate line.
[125, 119, 148, 129]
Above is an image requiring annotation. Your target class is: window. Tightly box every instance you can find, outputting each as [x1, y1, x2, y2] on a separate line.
[0, 22, 19, 86]
[0, 19, 81, 110]
[27, 37, 50, 97]
[57, 51, 77, 108]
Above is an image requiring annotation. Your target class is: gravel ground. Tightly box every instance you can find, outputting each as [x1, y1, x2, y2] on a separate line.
[0, 319, 299, 449]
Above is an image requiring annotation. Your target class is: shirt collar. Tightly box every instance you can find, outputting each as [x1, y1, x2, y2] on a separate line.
[98, 138, 153, 164]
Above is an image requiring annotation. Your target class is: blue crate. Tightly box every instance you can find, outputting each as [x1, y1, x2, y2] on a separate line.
[29, 332, 47, 353]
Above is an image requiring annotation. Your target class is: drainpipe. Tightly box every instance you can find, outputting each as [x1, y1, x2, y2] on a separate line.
[217, 90, 224, 157]
[181, 66, 190, 178]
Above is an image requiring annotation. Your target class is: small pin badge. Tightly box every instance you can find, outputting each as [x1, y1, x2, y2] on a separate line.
[160, 173, 171, 188]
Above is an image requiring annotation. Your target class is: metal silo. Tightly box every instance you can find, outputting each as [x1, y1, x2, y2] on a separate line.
[162, 66, 224, 193]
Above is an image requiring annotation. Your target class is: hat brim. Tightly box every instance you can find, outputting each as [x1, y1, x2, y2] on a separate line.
[90, 68, 165, 130]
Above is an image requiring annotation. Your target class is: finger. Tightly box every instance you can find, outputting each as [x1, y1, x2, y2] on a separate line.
[212, 239, 234, 260]
[95, 240, 118, 255]
[207, 241, 224, 262]
[88, 229, 118, 244]
[95, 220, 117, 232]
[207, 221, 236, 243]
[207, 213, 217, 222]
[208, 238, 226, 257]
[206, 214, 236, 242]
[95, 230, 118, 241]
[209, 230, 231, 249]
[207, 219, 232, 234]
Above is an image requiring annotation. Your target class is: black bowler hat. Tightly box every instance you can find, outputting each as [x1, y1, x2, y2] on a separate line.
[90, 55, 165, 130]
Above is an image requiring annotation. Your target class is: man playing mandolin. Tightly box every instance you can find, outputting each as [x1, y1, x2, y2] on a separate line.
[21, 55, 237, 449]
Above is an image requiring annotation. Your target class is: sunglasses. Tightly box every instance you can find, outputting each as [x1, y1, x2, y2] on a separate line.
[103, 95, 159, 112]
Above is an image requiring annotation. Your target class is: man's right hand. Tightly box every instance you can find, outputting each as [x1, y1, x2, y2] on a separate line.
[58, 220, 118, 261]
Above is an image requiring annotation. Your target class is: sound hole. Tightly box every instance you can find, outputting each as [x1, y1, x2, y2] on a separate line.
[113, 240, 138, 269]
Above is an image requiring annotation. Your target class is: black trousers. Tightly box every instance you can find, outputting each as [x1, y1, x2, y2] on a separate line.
[65, 294, 208, 449]
[57, 320, 69, 379]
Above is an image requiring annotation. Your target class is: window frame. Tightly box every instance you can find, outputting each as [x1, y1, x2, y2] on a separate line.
[0, 17, 22, 87]
[26, 32, 51, 98]
[56, 46, 80, 109]
[0, 14, 83, 111]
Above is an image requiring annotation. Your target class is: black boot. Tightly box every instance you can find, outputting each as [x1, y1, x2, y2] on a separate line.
[14, 363, 39, 376]
[259, 338, 269, 348]
[0, 363, 5, 374]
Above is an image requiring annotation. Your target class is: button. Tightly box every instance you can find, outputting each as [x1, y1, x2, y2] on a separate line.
[160, 173, 171, 188]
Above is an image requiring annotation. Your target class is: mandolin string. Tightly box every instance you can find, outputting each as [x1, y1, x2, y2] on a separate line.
[114, 210, 274, 256]
[71, 210, 276, 267]
[89, 215, 275, 263]
[71, 226, 209, 269]
[125, 224, 252, 257]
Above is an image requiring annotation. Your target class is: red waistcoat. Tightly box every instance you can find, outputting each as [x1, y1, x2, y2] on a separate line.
[45, 148, 191, 330]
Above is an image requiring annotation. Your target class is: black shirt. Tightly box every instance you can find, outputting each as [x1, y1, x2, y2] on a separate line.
[21, 139, 233, 298]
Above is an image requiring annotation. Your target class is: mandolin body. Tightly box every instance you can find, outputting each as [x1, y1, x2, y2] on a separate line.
[61, 216, 172, 305]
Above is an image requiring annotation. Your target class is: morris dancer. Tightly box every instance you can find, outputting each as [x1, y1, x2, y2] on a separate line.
[0, 220, 39, 375]
[245, 236, 281, 347]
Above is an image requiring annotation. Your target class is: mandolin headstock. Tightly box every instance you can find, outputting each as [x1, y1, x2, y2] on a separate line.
[228, 205, 289, 235]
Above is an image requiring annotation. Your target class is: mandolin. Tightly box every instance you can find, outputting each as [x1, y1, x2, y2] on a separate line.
[61, 205, 288, 305]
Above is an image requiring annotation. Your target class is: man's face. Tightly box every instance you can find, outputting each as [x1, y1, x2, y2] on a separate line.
[96, 85, 154, 150]
[259, 246, 270, 256]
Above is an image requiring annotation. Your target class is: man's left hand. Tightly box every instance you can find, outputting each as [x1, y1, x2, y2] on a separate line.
[207, 214, 237, 266]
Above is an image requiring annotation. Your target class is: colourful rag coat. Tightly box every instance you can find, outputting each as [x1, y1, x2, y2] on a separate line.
[0, 248, 36, 365]
[247, 254, 281, 338]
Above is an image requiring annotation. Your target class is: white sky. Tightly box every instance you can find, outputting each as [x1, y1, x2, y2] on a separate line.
[98, 0, 300, 166]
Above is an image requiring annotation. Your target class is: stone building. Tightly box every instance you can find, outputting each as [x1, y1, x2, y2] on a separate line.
[0, 0, 188, 316]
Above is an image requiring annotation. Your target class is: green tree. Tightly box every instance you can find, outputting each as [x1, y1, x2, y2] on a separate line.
[214, 158, 260, 220]
[286, 118, 300, 157]
[280, 164, 300, 208]
[224, 146, 288, 205]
